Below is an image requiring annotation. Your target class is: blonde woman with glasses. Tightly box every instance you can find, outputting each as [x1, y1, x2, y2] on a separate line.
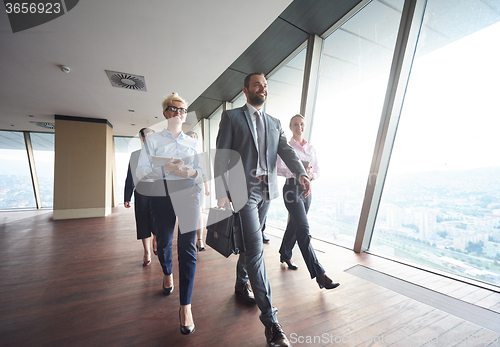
[136, 93, 203, 335]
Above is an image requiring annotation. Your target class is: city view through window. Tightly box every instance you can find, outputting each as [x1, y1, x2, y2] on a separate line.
[297, 0, 404, 249]
[0, 131, 37, 209]
[264, 0, 500, 288]
[114, 136, 142, 205]
[372, 15, 500, 287]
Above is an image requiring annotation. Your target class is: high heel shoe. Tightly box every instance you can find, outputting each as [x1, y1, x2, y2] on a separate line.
[280, 256, 298, 270]
[162, 276, 174, 295]
[143, 253, 151, 267]
[316, 273, 340, 290]
[196, 239, 206, 252]
[179, 308, 195, 335]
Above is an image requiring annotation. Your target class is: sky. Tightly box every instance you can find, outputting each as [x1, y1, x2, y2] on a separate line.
[311, 19, 500, 178]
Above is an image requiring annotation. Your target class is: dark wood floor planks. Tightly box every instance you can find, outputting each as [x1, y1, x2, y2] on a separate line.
[1, 207, 499, 346]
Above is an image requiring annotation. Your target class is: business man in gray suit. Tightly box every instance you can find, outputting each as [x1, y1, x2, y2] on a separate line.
[214, 73, 310, 347]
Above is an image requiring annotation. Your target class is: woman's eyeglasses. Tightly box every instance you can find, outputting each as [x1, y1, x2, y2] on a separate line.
[165, 106, 187, 114]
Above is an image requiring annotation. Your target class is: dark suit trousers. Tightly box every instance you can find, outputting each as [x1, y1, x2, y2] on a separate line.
[150, 179, 200, 305]
[236, 179, 277, 326]
[279, 179, 325, 279]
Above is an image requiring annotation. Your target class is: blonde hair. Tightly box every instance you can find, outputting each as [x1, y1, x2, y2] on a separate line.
[289, 114, 305, 127]
[162, 92, 188, 111]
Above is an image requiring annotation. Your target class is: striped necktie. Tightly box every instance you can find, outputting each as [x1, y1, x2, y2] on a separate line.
[255, 111, 267, 171]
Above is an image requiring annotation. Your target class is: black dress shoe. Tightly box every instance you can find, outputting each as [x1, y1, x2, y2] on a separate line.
[179, 309, 195, 335]
[162, 280, 174, 295]
[235, 282, 256, 305]
[262, 232, 270, 243]
[316, 273, 340, 290]
[265, 322, 291, 347]
[280, 256, 298, 270]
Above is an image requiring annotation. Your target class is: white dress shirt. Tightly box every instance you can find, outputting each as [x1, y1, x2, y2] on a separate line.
[136, 128, 203, 181]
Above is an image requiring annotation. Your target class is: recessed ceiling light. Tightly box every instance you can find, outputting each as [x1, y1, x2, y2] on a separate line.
[128, 109, 135, 112]
[28, 115, 34, 117]
[60, 65, 70, 73]
[131, 123, 135, 126]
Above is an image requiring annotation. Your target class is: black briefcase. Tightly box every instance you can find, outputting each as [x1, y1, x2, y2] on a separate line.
[206, 207, 245, 258]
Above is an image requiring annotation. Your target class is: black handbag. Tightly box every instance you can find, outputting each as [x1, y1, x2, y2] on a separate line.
[206, 207, 245, 258]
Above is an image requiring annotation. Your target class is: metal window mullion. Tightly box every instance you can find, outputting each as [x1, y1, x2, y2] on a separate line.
[24, 131, 42, 209]
[354, 0, 428, 253]
[300, 34, 323, 142]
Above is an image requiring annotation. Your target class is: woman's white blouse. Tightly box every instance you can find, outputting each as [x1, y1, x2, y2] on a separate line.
[136, 129, 203, 181]
[277, 138, 320, 180]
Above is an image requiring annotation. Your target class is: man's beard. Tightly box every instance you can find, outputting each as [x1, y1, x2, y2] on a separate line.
[248, 92, 266, 107]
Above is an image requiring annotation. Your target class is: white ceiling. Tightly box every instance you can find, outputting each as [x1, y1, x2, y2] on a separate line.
[0, 0, 292, 136]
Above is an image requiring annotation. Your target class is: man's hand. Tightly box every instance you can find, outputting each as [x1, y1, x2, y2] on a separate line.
[217, 197, 231, 209]
[172, 167, 195, 178]
[124, 201, 131, 208]
[299, 175, 311, 198]
[164, 158, 184, 173]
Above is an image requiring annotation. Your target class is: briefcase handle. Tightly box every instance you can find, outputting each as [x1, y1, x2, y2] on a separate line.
[219, 173, 235, 211]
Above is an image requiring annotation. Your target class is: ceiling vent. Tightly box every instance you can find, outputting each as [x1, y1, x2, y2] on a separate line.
[30, 121, 55, 129]
[105, 70, 147, 91]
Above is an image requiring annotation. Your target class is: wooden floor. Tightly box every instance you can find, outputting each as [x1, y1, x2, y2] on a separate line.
[1, 207, 500, 346]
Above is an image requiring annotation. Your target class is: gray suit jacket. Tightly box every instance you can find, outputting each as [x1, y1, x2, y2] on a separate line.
[214, 104, 307, 210]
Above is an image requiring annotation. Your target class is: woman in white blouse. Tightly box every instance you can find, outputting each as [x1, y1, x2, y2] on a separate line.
[277, 114, 340, 290]
[136, 93, 202, 335]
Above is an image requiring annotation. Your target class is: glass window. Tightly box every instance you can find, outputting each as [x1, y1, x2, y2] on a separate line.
[189, 123, 204, 149]
[263, 47, 307, 231]
[371, 0, 500, 287]
[232, 93, 246, 109]
[189, 121, 210, 209]
[31, 132, 55, 208]
[208, 107, 223, 208]
[265, 48, 306, 140]
[307, 0, 404, 248]
[114, 136, 141, 204]
[0, 131, 36, 209]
